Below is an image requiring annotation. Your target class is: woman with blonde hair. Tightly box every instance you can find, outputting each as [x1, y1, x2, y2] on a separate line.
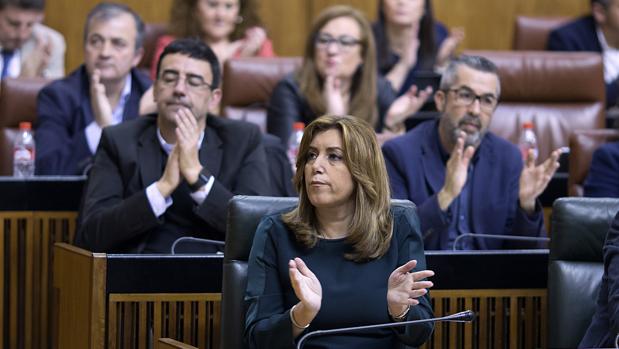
[246, 115, 434, 348]
[267, 5, 431, 146]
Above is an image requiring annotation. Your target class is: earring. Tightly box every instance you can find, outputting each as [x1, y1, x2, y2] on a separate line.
[235, 15, 243, 24]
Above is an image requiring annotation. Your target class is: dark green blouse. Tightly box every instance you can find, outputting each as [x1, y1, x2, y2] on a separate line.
[245, 205, 433, 349]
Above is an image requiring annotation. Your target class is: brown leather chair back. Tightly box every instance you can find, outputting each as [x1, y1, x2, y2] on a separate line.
[568, 129, 619, 196]
[137, 23, 168, 75]
[464, 50, 605, 162]
[0, 77, 50, 175]
[512, 15, 570, 50]
[221, 57, 302, 132]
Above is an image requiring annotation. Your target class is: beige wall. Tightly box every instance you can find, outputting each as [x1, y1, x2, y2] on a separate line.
[44, 0, 589, 73]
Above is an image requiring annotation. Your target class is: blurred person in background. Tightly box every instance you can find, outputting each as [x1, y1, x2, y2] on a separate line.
[267, 5, 431, 147]
[373, 0, 464, 95]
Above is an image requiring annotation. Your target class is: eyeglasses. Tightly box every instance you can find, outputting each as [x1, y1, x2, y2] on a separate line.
[444, 87, 498, 111]
[158, 71, 212, 91]
[315, 33, 361, 51]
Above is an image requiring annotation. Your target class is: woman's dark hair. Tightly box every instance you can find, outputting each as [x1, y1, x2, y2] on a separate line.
[373, 0, 437, 72]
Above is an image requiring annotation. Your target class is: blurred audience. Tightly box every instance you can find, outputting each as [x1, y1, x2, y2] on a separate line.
[584, 141, 619, 197]
[0, 0, 65, 79]
[373, 0, 464, 95]
[383, 55, 561, 250]
[35, 2, 150, 175]
[548, 0, 619, 108]
[267, 5, 431, 147]
[149, 0, 273, 79]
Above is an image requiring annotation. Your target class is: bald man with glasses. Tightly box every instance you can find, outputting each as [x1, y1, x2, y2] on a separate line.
[382, 55, 561, 250]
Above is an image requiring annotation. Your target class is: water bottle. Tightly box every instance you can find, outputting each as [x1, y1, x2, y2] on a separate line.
[288, 122, 305, 170]
[518, 121, 538, 162]
[13, 121, 35, 177]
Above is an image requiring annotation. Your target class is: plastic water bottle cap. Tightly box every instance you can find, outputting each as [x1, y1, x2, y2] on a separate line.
[19, 122, 31, 130]
[522, 121, 534, 129]
[293, 122, 305, 130]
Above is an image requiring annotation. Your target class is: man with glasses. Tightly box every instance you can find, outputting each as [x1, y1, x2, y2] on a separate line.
[75, 38, 271, 253]
[382, 55, 561, 250]
[35, 2, 151, 175]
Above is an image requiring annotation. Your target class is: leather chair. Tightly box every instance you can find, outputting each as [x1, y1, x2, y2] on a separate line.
[137, 23, 168, 76]
[221, 195, 415, 349]
[221, 57, 302, 132]
[512, 15, 570, 50]
[0, 77, 50, 175]
[548, 197, 619, 348]
[568, 129, 619, 197]
[464, 50, 605, 162]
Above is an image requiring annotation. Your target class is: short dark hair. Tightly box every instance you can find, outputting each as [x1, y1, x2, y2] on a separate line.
[440, 55, 501, 97]
[84, 2, 145, 51]
[592, 0, 610, 7]
[155, 38, 221, 89]
[0, 0, 45, 11]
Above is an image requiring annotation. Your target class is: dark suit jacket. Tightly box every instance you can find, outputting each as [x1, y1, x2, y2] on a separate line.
[382, 120, 544, 250]
[584, 141, 619, 198]
[547, 15, 618, 107]
[579, 210, 619, 348]
[34, 65, 152, 175]
[75, 115, 271, 253]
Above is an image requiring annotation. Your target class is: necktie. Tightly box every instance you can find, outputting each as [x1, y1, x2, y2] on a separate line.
[1, 50, 15, 79]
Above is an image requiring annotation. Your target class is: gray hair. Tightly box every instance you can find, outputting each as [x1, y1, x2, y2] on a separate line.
[83, 2, 145, 51]
[439, 55, 501, 97]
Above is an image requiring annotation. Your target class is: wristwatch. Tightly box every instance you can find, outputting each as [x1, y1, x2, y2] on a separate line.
[188, 170, 211, 192]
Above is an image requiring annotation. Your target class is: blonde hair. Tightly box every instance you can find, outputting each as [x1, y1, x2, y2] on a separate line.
[282, 115, 392, 262]
[296, 5, 378, 128]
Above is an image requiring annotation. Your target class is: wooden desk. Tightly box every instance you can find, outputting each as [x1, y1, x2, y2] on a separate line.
[0, 176, 84, 349]
[53, 243, 223, 349]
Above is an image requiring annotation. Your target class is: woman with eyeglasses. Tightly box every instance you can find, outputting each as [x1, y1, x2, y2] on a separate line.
[267, 5, 431, 146]
[373, 0, 465, 96]
[245, 115, 434, 349]
[149, 0, 274, 79]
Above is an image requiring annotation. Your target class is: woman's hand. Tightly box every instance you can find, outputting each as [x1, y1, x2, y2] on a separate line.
[323, 74, 348, 115]
[238, 26, 268, 57]
[289, 257, 322, 312]
[436, 27, 465, 70]
[387, 260, 434, 319]
[384, 85, 432, 131]
[289, 257, 322, 329]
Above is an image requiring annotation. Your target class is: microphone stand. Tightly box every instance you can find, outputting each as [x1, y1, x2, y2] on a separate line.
[452, 233, 550, 251]
[296, 310, 475, 349]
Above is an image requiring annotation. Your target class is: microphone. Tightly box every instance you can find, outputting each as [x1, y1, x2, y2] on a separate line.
[296, 310, 475, 349]
[452, 233, 550, 251]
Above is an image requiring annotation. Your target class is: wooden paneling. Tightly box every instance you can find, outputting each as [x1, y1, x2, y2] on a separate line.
[421, 289, 547, 349]
[43, 0, 590, 72]
[0, 212, 77, 349]
[433, 0, 589, 50]
[108, 294, 221, 349]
